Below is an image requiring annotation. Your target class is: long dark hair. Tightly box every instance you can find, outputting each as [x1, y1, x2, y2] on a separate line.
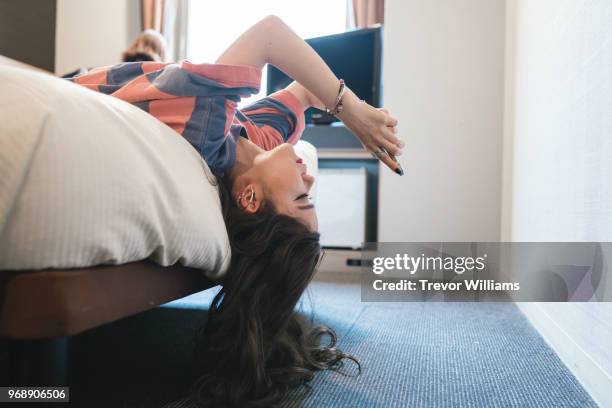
[192, 175, 360, 407]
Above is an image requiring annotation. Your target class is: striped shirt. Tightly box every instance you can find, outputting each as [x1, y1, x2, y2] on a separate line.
[68, 60, 305, 176]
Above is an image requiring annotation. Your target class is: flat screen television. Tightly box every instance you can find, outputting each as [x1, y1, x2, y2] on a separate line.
[266, 26, 382, 125]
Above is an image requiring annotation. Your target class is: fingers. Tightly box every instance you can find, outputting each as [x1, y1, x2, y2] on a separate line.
[380, 138, 402, 156]
[386, 115, 399, 127]
[368, 146, 403, 176]
[365, 138, 399, 158]
[377, 108, 402, 149]
[385, 125, 406, 149]
[377, 107, 399, 127]
[379, 153, 397, 173]
[360, 108, 405, 171]
[380, 127, 403, 155]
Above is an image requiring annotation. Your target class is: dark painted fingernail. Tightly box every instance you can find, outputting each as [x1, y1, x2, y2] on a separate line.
[395, 165, 404, 176]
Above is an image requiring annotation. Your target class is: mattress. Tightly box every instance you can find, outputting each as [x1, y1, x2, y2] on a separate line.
[0, 65, 231, 276]
[0, 63, 318, 278]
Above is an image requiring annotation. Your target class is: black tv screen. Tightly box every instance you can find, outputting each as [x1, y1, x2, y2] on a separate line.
[266, 26, 382, 125]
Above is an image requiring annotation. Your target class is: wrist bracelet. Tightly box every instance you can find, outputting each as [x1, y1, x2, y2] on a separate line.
[325, 79, 346, 116]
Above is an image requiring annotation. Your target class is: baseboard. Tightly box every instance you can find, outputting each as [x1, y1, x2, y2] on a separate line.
[316, 248, 364, 275]
[517, 303, 612, 407]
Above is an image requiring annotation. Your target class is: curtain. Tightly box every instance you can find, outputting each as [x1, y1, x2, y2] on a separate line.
[162, 0, 189, 61]
[352, 0, 385, 28]
[141, 0, 188, 61]
[142, 0, 165, 31]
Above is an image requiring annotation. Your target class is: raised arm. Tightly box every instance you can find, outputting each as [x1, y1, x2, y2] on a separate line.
[216, 16, 341, 112]
[284, 81, 325, 112]
[215, 15, 404, 170]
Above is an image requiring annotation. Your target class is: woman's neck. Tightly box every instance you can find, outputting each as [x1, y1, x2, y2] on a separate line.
[227, 136, 263, 183]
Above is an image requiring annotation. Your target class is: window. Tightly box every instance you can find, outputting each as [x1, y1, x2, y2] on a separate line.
[187, 0, 347, 106]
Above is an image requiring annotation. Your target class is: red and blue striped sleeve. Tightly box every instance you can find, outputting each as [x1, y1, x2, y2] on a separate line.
[234, 89, 306, 151]
[68, 60, 262, 176]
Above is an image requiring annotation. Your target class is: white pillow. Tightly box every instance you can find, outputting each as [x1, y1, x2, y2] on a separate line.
[0, 66, 231, 277]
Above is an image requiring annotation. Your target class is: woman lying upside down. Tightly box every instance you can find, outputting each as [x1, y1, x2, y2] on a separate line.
[69, 15, 403, 407]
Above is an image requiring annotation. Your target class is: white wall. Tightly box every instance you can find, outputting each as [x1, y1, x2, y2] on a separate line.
[379, 0, 505, 242]
[504, 0, 612, 405]
[55, 0, 140, 75]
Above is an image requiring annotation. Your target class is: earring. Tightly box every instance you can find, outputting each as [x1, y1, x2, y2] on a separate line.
[236, 186, 255, 206]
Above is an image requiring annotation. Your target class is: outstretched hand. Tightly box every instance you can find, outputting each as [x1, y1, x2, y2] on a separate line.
[337, 90, 404, 173]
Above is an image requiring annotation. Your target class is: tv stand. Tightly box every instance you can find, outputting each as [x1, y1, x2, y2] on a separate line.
[302, 124, 379, 275]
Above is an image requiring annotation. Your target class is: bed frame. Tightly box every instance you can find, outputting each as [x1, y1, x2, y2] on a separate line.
[0, 55, 217, 386]
[0, 261, 216, 384]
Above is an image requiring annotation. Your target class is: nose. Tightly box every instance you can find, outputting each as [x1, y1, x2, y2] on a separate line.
[303, 173, 315, 192]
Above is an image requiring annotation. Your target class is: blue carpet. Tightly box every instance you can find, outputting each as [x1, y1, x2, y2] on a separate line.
[59, 280, 596, 407]
[162, 281, 597, 408]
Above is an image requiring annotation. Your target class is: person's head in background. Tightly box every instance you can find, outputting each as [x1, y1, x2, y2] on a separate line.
[122, 29, 168, 63]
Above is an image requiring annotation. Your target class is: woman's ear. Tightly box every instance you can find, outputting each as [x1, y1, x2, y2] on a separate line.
[237, 184, 262, 214]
